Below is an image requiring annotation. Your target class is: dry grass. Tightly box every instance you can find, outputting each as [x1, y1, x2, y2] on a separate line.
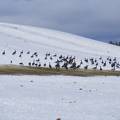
[0, 65, 120, 76]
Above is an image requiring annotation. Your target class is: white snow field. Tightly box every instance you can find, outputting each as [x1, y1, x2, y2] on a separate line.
[0, 22, 119, 58]
[0, 22, 120, 70]
[0, 75, 120, 120]
[0, 23, 120, 120]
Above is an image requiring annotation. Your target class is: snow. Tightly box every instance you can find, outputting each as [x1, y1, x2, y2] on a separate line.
[0, 22, 119, 58]
[0, 23, 120, 120]
[0, 22, 120, 70]
[0, 75, 120, 120]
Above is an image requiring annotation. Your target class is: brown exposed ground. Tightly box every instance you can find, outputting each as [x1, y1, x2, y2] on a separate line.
[0, 65, 120, 76]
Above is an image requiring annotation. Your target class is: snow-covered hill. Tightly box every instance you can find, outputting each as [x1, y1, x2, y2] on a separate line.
[0, 22, 119, 70]
[0, 23, 120, 120]
[0, 22, 119, 56]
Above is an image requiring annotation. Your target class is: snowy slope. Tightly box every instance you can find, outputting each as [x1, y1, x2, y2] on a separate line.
[0, 23, 120, 120]
[0, 22, 120, 57]
[0, 75, 120, 120]
[0, 22, 119, 70]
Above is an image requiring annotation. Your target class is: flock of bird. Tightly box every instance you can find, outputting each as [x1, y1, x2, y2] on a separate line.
[1, 49, 120, 71]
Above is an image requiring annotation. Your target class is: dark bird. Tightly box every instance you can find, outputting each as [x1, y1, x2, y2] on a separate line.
[2, 50, 5, 55]
[19, 62, 24, 66]
[84, 65, 88, 70]
[12, 50, 16, 55]
[44, 63, 46, 67]
[49, 62, 52, 69]
[27, 51, 30, 54]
